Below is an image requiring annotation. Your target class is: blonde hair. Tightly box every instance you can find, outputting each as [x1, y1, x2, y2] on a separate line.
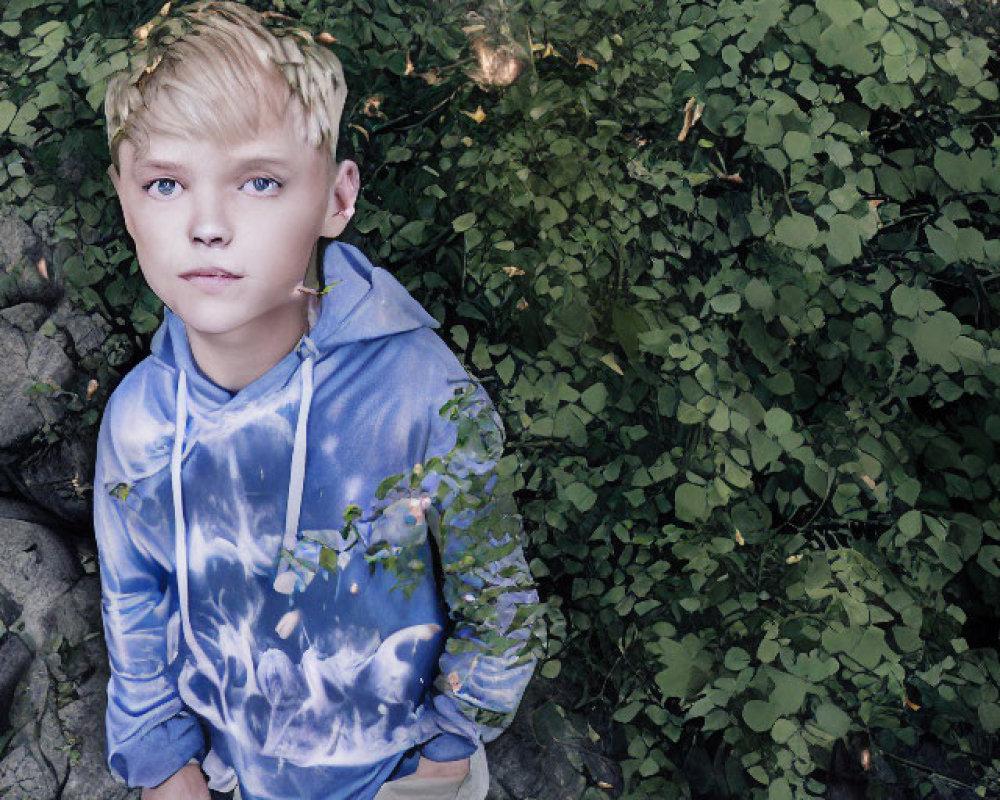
[104, 1, 347, 169]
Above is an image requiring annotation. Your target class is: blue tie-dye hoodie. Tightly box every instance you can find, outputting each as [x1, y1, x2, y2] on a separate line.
[94, 242, 539, 799]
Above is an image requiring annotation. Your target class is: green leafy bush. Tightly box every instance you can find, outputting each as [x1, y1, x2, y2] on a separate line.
[3, 0, 1000, 796]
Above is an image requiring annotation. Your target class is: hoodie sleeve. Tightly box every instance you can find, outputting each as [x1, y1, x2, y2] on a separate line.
[94, 403, 206, 787]
[418, 377, 543, 761]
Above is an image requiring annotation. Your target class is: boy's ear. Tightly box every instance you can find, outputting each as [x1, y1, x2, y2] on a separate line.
[320, 159, 360, 239]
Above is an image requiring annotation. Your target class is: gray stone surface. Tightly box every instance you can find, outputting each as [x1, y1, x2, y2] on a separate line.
[50, 300, 110, 361]
[0, 208, 39, 273]
[0, 518, 81, 650]
[0, 315, 74, 450]
[17, 436, 95, 524]
[0, 514, 137, 800]
[0, 635, 31, 730]
[1, 302, 48, 333]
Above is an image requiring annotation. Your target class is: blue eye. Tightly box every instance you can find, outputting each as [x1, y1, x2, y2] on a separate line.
[145, 178, 179, 197]
[245, 177, 281, 194]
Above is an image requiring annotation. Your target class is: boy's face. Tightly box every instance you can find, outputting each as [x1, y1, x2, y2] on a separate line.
[110, 110, 357, 347]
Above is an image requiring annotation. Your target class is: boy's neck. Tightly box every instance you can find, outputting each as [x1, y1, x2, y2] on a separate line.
[185, 300, 310, 393]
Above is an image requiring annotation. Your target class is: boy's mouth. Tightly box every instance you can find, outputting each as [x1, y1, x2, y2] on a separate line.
[181, 268, 241, 279]
[180, 268, 244, 292]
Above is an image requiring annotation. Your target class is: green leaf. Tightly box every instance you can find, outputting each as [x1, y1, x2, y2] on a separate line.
[817, 0, 864, 27]
[764, 408, 793, 436]
[710, 293, 741, 314]
[452, 212, 477, 232]
[564, 481, 597, 512]
[814, 702, 852, 738]
[890, 285, 919, 318]
[774, 213, 819, 250]
[674, 483, 709, 523]
[771, 718, 796, 744]
[744, 278, 775, 310]
[898, 510, 922, 541]
[743, 700, 779, 733]
[826, 214, 863, 264]
[906, 311, 961, 368]
[495, 356, 514, 386]
[0, 100, 16, 133]
[580, 383, 607, 414]
[782, 130, 812, 161]
[980, 703, 1000, 734]
[613, 701, 643, 723]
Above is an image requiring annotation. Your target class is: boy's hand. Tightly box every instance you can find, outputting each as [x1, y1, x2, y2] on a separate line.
[413, 756, 470, 780]
[141, 764, 211, 800]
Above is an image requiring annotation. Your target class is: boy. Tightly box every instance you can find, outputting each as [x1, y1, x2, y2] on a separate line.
[94, 3, 540, 799]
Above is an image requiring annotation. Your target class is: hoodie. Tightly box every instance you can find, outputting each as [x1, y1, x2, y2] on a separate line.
[94, 242, 540, 800]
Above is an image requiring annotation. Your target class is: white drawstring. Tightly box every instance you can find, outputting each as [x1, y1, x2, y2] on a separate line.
[282, 355, 314, 554]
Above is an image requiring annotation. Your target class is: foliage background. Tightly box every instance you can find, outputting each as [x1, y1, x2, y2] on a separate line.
[2, 0, 1000, 797]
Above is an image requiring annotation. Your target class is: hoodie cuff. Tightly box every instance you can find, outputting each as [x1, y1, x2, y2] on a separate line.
[419, 733, 478, 762]
[108, 713, 206, 789]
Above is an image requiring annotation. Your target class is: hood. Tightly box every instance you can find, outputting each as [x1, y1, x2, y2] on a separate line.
[157, 242, 442, 690]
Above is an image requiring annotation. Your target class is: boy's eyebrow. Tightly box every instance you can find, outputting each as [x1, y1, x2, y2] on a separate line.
[130, 155, 296, 174]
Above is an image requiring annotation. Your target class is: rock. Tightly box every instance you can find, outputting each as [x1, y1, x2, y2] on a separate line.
[47, 297, 110, 362]
[0, 660, 68, 800]
[0, 314, 74, 450]
[0, 205, 57, 305]
[1, 302, 48, 333]
[0, 514, 137, 799]
[0, 299, 98, 522]
[0, 207, 39, 273]
[17, 435, 95, 525]
[0, 518, 81, 649]
[27, 327, 75, 395]
[58, 670, 138, 800]
[0, 494, 59, 526]
[0, 636, 31, 730]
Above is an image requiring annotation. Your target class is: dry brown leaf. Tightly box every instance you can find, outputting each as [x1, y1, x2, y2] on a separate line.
[502, 265, 525, 277]
[576, 53, 598, 70]
[36, 258, 48, 281]
[601, 353, 623, 375]
[678, 97, 705, 142]
[86, 379, 99, 399]
[463, 105, 487, 124]
[316, 31, 336, 45]
[418, 69, 444, 86]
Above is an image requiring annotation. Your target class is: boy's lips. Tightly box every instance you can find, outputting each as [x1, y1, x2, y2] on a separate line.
[180, 268, 242, 279]
[180, 268, 244, 292]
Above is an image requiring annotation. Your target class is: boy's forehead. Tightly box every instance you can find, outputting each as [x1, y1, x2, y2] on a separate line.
[119, 121, 333, 173]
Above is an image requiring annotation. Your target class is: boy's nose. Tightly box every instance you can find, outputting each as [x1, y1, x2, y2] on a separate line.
[188, 195, 233, 247]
